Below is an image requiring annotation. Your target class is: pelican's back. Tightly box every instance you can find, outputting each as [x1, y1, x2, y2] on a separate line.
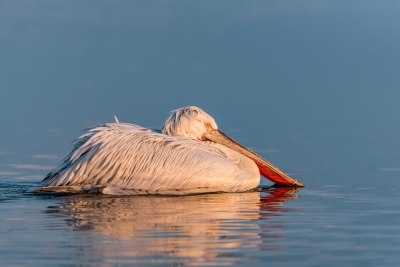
[42, 123, 249, 193]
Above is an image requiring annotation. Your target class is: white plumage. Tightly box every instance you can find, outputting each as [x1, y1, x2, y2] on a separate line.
[39, 106, 302, 195]
[40, 107, 261, 194]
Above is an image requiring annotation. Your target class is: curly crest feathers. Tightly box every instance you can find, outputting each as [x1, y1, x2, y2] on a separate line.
[162, 106, 218, 140]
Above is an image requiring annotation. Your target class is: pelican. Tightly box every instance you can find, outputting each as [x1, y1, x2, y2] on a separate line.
[38, 106, 303, 195]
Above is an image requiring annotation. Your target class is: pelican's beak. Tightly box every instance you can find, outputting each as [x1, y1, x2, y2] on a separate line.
[203, 129, 304, 187]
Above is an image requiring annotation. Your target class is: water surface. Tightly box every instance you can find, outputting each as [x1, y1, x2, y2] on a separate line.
[1, 180, 399, 266]
[1, 1, 400, 266]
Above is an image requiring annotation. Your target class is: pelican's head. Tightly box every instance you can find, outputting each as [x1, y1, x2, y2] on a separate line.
[162, 106, 218, 141]
[162, 106, 304, 188]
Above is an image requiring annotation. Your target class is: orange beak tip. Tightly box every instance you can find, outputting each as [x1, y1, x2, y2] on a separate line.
[256, 162, 304, 188]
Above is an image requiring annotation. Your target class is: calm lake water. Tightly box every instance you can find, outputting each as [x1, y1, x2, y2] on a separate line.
[1, 1, 400, 266]
[1, 174, 399, 266]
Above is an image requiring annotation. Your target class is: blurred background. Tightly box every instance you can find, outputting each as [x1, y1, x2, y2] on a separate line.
[1, 0, 399, 187]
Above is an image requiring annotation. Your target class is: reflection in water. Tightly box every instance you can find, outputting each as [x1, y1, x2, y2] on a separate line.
[46, 188, 300, 266]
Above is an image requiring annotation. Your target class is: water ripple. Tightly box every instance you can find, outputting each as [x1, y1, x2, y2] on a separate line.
[1, 183, 400, 266]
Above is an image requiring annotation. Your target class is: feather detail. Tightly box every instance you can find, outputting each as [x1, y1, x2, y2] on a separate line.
[41, 123, 257, 193]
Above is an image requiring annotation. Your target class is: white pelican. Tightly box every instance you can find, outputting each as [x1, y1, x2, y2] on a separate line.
[38, 106, 303, 195]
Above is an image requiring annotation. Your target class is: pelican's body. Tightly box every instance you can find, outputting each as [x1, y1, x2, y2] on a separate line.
[39, 107, 303, 195]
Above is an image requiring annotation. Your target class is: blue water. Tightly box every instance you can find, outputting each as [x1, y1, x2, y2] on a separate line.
[1, 179, 399, 266]
[1, 1, 400, 266]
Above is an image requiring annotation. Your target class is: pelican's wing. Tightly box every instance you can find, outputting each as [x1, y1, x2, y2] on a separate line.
[42, 123, 244, 192]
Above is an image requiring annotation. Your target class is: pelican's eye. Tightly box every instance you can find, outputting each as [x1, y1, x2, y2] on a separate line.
[204, 123, 213, 131]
